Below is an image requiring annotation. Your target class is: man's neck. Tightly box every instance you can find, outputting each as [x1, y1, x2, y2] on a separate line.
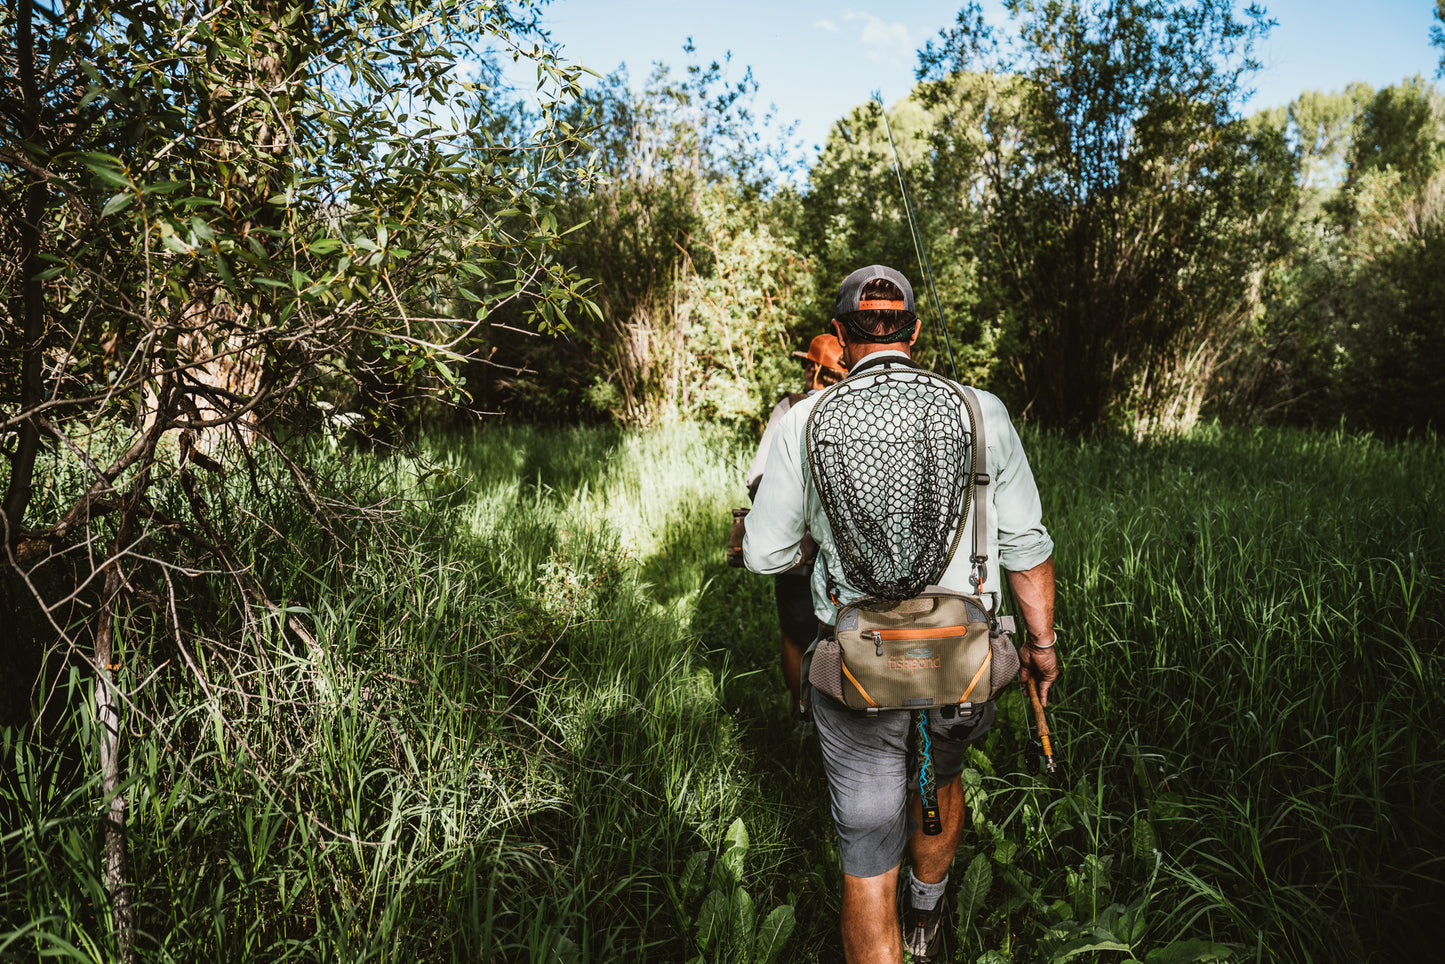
[843, 343, 912, 368]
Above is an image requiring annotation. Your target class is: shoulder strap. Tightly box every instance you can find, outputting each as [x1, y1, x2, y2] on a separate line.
[785, 391, 808, 406]
[959, 387, 990, 595]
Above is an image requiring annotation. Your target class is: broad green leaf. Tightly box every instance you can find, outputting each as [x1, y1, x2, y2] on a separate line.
[1050, 936, 1134, 961]
[695, 889, 727, 949]
[546, 935, 581, 964]
[729, 887, 755, 948]
[957, 852, 993, 925]
[724, 817, 749, 856]
[679, 850, 710, 904]
[1119, 897, 1148, 944]
[1152, 792, 1184, 822]
[1132, 817, 1157, 859]
[712, 817, 748, 888]
[1093, 903, 1126, 936]
[78, 152, 129, 189]
[753, 905, 795, 964]
[1143, 940, 1236, 963]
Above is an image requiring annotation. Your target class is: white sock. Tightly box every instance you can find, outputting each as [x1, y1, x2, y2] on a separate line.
[908, 868, 948, 910]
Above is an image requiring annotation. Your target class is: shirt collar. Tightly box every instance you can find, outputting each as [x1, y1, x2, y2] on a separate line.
[847, 349, 916, 377]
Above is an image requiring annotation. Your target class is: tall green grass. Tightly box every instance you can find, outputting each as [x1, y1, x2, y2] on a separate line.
[2, 422, 1440, 962]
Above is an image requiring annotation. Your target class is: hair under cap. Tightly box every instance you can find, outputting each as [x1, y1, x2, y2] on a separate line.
[834, 265, 916, 318]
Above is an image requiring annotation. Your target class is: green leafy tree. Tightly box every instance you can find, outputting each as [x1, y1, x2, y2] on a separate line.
[1237, 77, 1445, 434]
[1206, 89, 1369, 425]
[1320, 79, 1445, 431]
[0, 0, 594, 954]
[915, 0, 1291, 434]
[1288, 85, 1375, 199]
[1344, 76, 1445, 189]
[495, 47, 812, 426]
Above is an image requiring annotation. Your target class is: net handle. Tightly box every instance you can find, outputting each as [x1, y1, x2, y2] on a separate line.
[959, 387, 990, 597]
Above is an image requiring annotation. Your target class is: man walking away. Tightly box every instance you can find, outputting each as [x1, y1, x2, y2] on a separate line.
[744, 265, 1060, 962]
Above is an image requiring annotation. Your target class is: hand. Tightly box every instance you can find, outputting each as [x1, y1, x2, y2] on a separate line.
[1019, 636, 1060, 707]
[799, 530, 819, 566]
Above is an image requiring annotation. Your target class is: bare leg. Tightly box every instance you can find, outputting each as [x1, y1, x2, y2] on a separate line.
[840, 865, 904, 964]
[781, 628, 805, 707]
[835, 781, 964, 962]
[908, 775, 966, 883]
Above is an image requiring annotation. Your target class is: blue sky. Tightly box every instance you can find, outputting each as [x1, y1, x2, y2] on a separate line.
[507, 0, 1442, 161]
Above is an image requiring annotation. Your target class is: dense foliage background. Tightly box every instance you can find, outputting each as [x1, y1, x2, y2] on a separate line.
[4, 0, 1444, 961]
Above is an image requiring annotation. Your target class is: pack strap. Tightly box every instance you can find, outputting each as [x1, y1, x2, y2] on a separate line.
[959, 387, 990, 596]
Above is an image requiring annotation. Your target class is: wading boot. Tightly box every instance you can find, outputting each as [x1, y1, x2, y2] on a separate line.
[900, 889, 945, 961]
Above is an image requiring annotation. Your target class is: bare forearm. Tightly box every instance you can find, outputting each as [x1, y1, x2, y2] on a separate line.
[1006, 556, 1055, 643]
[1007, 555, 1060, 705]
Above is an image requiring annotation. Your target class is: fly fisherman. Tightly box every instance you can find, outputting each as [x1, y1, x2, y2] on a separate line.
[744, 332, 849, 710]
[744, 265, 1059, 962]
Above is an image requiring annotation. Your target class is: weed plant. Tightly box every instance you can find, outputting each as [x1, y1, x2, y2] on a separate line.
[2, 422, 1441, 962]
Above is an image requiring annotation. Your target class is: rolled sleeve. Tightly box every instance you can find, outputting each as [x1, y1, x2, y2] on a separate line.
[987, 396, 1054, 573]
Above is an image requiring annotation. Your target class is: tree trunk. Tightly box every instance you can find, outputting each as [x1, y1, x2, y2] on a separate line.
[1, 0, 51, 728]
[94, 557, 135, 963]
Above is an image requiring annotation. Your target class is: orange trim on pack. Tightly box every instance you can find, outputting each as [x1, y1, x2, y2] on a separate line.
[958, 649, 992, 703]
[857, 299, 907, 311]
[841, 661, 878, 707]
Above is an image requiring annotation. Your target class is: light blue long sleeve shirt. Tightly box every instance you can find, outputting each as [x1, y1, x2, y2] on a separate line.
[742, 351, 1053, 625]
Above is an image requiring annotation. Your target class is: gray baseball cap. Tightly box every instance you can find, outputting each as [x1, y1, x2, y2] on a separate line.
[834, 264, 916, 318]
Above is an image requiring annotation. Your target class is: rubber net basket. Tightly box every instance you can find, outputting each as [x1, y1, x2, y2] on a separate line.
[805, 367, 975, 600]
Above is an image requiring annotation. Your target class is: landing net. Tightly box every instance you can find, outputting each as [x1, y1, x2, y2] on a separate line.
[805, 367, 975, 600]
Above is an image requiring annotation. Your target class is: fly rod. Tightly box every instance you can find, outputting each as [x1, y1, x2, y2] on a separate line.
[874, 93, 958, 383]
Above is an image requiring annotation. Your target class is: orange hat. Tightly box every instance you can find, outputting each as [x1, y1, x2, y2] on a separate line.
[793, 333, 846, 375]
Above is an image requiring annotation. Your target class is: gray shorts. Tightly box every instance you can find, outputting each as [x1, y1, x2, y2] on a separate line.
[812, 690, 996, 878]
